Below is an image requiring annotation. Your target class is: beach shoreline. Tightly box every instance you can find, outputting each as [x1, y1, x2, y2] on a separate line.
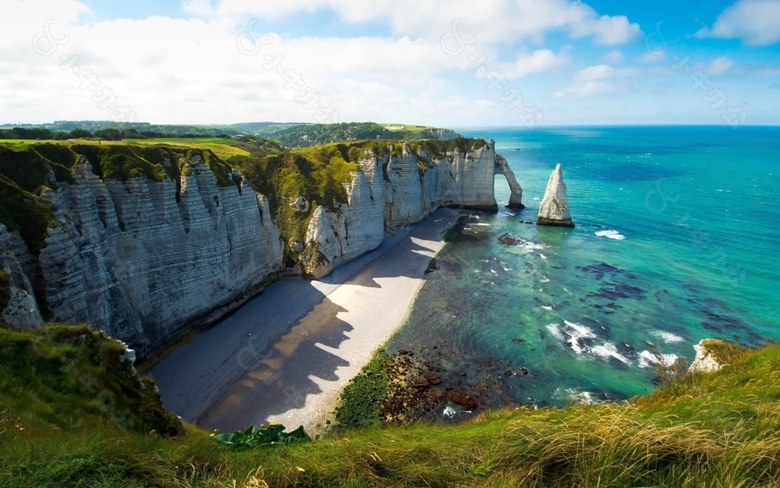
[150, 208, 459, 433]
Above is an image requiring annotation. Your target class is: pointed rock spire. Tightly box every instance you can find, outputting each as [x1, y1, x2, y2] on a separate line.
[537, 164, 574, 227]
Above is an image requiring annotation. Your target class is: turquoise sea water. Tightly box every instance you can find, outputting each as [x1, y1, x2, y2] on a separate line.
[388, 126, 780, 411]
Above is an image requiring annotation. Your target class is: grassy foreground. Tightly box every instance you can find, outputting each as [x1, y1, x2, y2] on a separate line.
[1, 325, 779, 487]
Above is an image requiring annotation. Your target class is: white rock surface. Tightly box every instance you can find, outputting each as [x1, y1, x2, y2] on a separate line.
[300, 141, 522, 277]
[537, 163, 574, 227]
[689, 339, 724, 373]
[495, 154, 524, 208]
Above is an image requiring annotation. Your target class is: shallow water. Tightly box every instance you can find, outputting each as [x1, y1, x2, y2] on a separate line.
[388, 126, 780, 413]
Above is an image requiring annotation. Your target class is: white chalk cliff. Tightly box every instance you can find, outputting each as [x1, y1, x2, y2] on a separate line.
[537, 163, 574, 227]
[0, 141, 521, 356]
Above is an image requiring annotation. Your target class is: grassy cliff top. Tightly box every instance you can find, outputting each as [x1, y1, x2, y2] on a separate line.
[0, 142, 241, 254]
[1, 325, 778, 487]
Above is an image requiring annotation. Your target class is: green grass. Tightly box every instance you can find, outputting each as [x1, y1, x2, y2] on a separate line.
[1, 327, 779, 487]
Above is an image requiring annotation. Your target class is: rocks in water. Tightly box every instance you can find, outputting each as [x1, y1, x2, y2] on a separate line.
[426, 388, 448, 401]
[423, 373, 441, 385]
[537, 163, 574, 228]
[448, 389, 478, 409]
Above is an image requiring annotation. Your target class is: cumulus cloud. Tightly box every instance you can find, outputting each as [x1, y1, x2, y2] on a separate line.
[215, 0, 640, 45]
[553, 64, 638, 99]
[501, 48, 570, 79]
[696, 0, 780, 46]
[706, 56, 734, 74]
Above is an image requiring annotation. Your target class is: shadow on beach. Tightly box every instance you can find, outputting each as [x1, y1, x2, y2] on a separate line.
[149, 208, 458, 432]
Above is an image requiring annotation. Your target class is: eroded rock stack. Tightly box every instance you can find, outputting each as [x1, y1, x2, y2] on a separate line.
[537, 163, 574, 227]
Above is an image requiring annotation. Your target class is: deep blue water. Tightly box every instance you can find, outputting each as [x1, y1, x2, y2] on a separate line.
[388, 126, 780, 411]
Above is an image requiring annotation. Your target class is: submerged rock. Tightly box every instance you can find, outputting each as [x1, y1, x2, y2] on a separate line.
[448, 389, 478, 409]
[537, 164, 574, 228]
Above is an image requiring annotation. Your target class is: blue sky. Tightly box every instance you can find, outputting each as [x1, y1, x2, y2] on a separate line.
[1, 0, 778, 126]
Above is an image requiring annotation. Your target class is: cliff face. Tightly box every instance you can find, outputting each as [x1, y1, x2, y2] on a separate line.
[303, 140, 521, 278]
[1, 156, 283, 357]
[0, 140, 521, 355]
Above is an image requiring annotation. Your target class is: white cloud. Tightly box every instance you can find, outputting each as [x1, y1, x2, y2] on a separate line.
[554, 64, 638, 99]
[215, 0, 640, 45]
[696, 0, 780, 46]
[706, 56, 734, 74]
[501, 48, 570, 79]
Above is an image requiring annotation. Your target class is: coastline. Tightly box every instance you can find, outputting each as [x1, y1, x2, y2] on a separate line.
[150, 208, 459, 433]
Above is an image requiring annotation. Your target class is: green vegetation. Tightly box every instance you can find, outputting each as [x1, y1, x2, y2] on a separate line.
[1, 327, 779, 487]
[0, 270, 10, 312]
[215, 425, 310, 451]
[334, 349, 392, 430]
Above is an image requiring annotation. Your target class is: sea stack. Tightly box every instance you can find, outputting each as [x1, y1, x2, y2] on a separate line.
[537, 163, 574, 227]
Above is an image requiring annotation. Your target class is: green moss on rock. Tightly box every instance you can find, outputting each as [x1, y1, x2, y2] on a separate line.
[0, 269, 10, 313]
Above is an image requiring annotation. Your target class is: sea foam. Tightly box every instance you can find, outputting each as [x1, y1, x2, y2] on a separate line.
[595, 230, 626, 240]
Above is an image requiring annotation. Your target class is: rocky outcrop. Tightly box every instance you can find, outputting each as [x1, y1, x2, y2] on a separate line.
[537, 164, 574, 227]
[689, 339, 725, 373]
[495, 155, 524, 209]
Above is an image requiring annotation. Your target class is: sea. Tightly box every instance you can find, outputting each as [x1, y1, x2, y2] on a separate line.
[387, 125, 780, 412]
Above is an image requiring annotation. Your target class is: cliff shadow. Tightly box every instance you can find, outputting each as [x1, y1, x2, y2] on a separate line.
[194, 294, 353, 432]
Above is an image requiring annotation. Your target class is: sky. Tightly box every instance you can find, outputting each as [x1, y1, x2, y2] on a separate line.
[1, 0, 779, 127]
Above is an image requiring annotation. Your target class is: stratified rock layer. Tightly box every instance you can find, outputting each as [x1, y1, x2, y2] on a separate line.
[537, 163, 574, 227]
[0, 141, 522, 356]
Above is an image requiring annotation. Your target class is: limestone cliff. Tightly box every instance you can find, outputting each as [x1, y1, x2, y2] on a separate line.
[495, 155, 524, 209]
[0, 155, 283, 358]
[300, 140, 523, 278]
[0, 139, 522, 354]
[537, 163, 574, 227]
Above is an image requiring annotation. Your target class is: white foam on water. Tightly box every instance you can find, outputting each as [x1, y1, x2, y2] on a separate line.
[638, 350, 679, 369]
[556, 388, 600, 405]
[650, 330, 685, 344]
[533, 197, 540, 201]
[546, 323, 564, 340]
[490, 269, 497, 275]
[591, 342, 631, 364]
[539, 276, 551, 283]
[563, 320, 596, 354]
[502, 264, 512, 272]
[539, 253, 548, 259]
[542, 305, 553, 311]
[595, 230, 626, 240]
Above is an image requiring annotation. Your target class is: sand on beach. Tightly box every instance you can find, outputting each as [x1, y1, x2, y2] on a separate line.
[150, 208, 458, 433]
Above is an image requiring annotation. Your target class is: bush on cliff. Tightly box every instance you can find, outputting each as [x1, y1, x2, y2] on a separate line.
[1, 327, 779, 487]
